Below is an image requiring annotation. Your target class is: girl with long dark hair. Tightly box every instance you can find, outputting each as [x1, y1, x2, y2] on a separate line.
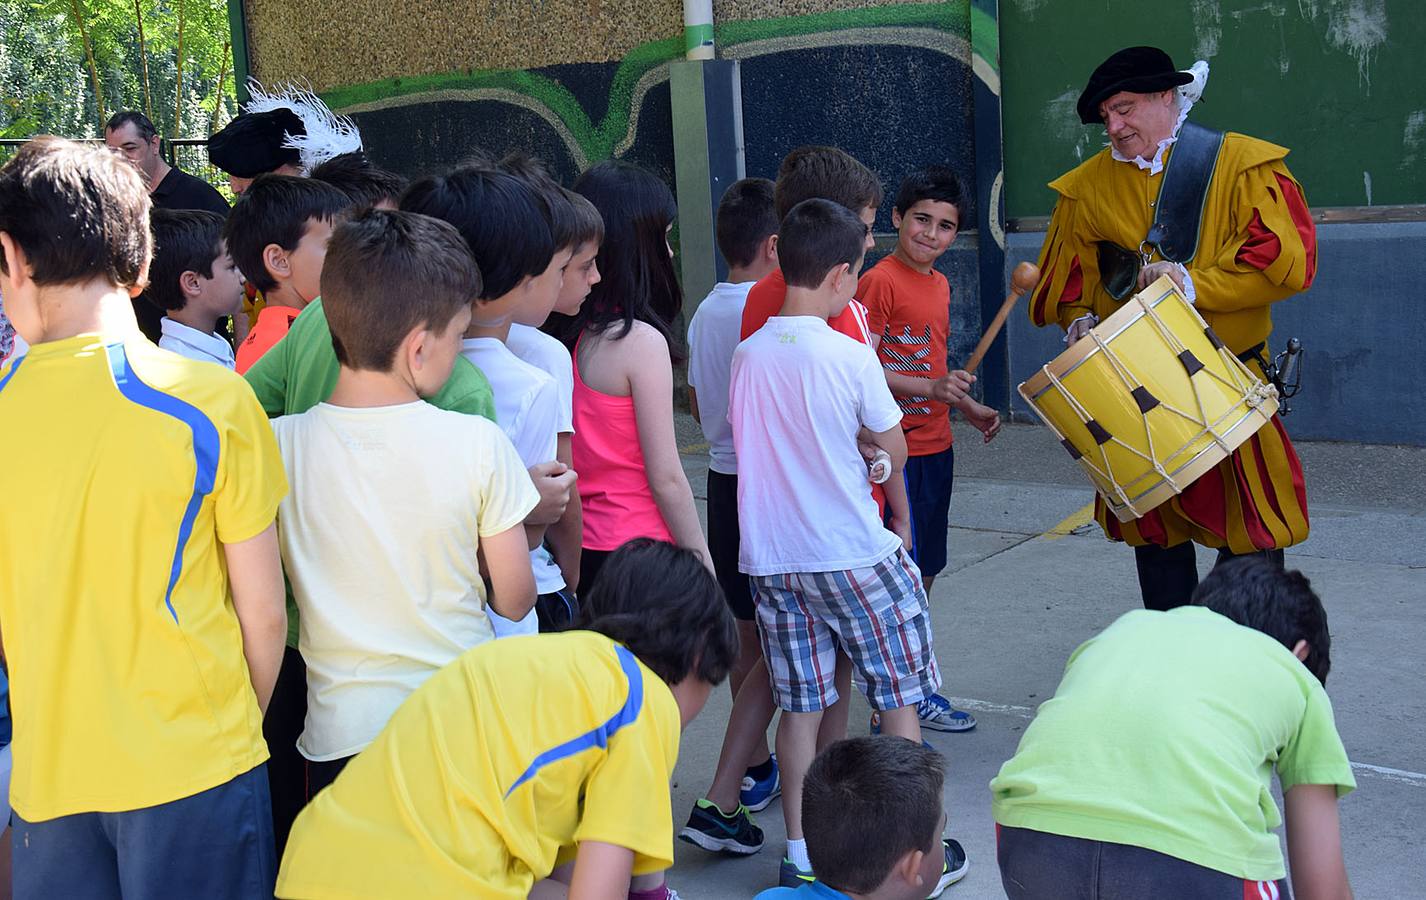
[561, 160, 711, 592]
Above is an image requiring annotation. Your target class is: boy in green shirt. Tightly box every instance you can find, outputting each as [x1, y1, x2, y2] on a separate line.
[242, 298, 495, 419]
[991, 558, 1354, 898]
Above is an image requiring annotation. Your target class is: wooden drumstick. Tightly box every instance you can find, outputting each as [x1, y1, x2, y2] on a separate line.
[963, 261, 1041, 375]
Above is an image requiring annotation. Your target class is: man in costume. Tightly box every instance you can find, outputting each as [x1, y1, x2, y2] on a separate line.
[208, 81, 364, 340]
[208, 81, 363, 195]
[1029, 46, 1315, 610]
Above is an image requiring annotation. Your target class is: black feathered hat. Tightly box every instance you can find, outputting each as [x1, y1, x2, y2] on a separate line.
[207, 108, 305, 178]
[1076, 46, 1194, 125]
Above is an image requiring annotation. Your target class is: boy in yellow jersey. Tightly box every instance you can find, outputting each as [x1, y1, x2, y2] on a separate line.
[276, 538, 739, 900]
[0, 138, 288, 898]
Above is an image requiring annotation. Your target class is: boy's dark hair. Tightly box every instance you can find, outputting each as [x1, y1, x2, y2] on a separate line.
[223, 174, 350, 293]
[400, 167, 553, 300]
[566, 189, 605, 248]
[575, 538, 738, 687]
[0, 137, 150, 290]
[715, 177, 777, 269]
[321, 209, 482, 371]
[774, 145, 883, 221]
[106, 110, 158, 142]
[894, 166, 965, 218]
[561, 160, 684, 360]
[1193, 556, 1332, 685]
[143, 208, 226, 312]
[309, 152, 408, 210]
[778, 198, 867, 289]
[803, 737, 945, 894]
[495, 152, 579, 250]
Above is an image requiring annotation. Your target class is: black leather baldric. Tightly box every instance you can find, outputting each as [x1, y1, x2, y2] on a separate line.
[1145, 120, 1226, 263]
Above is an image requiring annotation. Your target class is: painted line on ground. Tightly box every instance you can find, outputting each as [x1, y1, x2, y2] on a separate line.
[679, 441, 710, 455]
[1044, 501, 1094, 540]
[948, 696, 1425, 787]
[1348, 762, 1426, 786]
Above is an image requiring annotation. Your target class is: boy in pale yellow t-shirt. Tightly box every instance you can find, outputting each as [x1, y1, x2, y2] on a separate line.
[276, 539, 739, 900]
[269, 209, 539, 798]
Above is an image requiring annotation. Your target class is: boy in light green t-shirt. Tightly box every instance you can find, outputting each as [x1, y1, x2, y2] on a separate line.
[991, 557, 1354, 898]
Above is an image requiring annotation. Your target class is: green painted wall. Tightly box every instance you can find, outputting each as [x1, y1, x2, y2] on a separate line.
[1000, 0, 1426, 218]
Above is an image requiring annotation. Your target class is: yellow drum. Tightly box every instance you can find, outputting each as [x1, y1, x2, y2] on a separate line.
[1018, 276, 1280, 522]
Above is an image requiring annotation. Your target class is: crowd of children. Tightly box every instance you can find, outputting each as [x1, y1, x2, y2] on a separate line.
[0, 127, 1355, 900]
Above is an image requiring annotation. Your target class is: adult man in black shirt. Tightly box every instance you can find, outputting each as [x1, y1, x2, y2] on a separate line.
[105, 111, 230, 216]
[106, 111, 230, 339]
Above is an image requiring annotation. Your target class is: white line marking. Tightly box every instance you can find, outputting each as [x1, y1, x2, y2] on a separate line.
[947, 696, 1426, 786]
[1349, 762, 1426, 786]
[944, 696, 1035, 718]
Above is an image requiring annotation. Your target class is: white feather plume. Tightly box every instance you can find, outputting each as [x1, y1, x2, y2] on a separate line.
[242, 78, 363, 173]
[1178, 60, 1210, 108]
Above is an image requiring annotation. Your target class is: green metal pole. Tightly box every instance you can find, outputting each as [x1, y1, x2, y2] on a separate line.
[225, 0, 252, 104]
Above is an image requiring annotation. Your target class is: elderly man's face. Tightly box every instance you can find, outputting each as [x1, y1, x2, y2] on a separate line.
[1098, 90, 1179, 161]
[104, 122, 162, 183]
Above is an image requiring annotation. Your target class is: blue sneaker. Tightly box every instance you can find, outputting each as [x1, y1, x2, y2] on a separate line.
[872, 695, 976, 734]
[917, 694, 976, 732]
[740, 755, 781, 812]
[778, 857, 815, 888]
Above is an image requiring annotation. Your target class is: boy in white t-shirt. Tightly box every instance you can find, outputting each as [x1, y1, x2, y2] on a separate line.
[680, 178, 783, 844]
[729, 199, 952, 890]
[401, 163, 578, 636]
[272, 209, 538, 797]
[142, 208, 244, 368]
[507, 186, 603, 611]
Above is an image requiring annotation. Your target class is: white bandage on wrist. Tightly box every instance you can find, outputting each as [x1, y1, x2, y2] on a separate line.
[867, 448, 892, 484]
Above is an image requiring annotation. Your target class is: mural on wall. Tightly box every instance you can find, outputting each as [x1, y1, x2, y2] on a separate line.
[246, 0, 1005, 366]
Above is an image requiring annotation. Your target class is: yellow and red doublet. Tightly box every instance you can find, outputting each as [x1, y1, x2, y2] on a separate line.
[1030, 132, 1315, 553]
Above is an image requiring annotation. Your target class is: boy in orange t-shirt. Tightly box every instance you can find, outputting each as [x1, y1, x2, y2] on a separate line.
[859, 167, 1000, 733]
[224, 175, 350, 373]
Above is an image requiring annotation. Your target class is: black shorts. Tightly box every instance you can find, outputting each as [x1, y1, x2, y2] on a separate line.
[996, 825, 1293, 899]
[707, 470, 755, 620]
[902, 446, 954, 579]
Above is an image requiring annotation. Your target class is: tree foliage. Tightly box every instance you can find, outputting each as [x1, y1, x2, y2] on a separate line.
[1, 0, 237, 139]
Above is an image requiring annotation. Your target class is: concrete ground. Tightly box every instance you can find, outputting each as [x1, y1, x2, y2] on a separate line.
[663, 417, 1426, 899]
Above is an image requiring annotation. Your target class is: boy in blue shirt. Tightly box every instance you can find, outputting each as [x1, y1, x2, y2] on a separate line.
[755, 736, 965, 900]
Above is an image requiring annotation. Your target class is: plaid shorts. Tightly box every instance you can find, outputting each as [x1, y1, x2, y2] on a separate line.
[752, 547, 941, 713]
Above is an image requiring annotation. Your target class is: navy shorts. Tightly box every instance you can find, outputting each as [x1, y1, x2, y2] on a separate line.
[12, 764, 276, 900]
[707, 470, 755, 620]
[901, 446, 954, 579]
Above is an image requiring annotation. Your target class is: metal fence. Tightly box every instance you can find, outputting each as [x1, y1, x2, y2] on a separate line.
[0, 137, 232, 201]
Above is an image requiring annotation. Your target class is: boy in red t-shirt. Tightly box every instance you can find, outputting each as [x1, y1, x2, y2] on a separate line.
[859, 167, 1000, 734]
[739, 146, 881, 343]
[224, 175, 350, 373]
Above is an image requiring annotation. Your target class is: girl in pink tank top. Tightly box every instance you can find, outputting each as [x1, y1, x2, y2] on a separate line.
[563, 161, 712, 594]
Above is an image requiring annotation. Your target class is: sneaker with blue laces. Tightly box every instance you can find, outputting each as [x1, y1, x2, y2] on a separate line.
[740, 755, 781, 812]
[778, 857, 816, 888]
[917, 694, 976, 732]
[870, 695, 976, 735]
[677, 799, 764, 855]
[927, 838, 969, 897]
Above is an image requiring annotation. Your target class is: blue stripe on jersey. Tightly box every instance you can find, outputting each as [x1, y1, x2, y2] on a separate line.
[106, 344, 220, 624]
[504, 644, 646, 798]
[0, 354, 24, 392]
